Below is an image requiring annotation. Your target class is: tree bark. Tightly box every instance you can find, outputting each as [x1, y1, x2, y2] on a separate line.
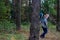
[56, 0, 60, 31]
[12, 0, 21, 30]
[29, 0, 40, 40]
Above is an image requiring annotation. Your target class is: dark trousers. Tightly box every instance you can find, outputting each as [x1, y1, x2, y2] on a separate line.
[40, 27, 48, 38]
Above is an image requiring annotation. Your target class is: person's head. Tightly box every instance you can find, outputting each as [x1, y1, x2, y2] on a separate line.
[44, 13, 49, 19]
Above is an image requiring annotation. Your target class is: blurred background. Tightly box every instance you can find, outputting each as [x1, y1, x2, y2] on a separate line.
[0, 0, 60, 40]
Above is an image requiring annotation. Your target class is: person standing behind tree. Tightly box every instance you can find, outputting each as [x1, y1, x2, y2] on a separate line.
[40, 13, 49, 38]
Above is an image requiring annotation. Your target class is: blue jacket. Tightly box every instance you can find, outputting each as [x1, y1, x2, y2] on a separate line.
[40, 12, 47, 28]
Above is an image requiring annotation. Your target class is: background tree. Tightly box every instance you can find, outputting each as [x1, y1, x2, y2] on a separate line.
[29, 0, 40, 40]
[56, 0, 60, 31]
[12, 0, 21, 30]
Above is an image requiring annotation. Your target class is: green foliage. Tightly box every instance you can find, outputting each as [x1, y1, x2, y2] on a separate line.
[0, 34, 27, 40]
[0, 20, 16, 33]
[48, 21, 56, 29]
[42, 0, 57, 16]
[21, 23, 30, 31]
[21, 6, 31, 23]
[0, 0, 11, 19]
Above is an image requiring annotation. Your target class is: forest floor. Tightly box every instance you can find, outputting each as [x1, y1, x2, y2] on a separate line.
[0, 22, 60, 40]
[0, 28, 60, 40]
[39, 30, 60, 40]
[8, 28, 60, 40]
[21, 29, 60, 40]
[19, 29, 60, 40]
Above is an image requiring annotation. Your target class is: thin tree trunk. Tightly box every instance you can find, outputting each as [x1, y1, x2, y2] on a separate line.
[29, 0, 40, 40]
[12, 0, 21, 30]
[56, 0, 60, 31]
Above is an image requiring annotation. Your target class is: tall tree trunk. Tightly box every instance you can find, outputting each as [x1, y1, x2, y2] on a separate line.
[12, 0, 21, 30]
[56, 0, 60, 31]
[29, 0, 40, 40]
